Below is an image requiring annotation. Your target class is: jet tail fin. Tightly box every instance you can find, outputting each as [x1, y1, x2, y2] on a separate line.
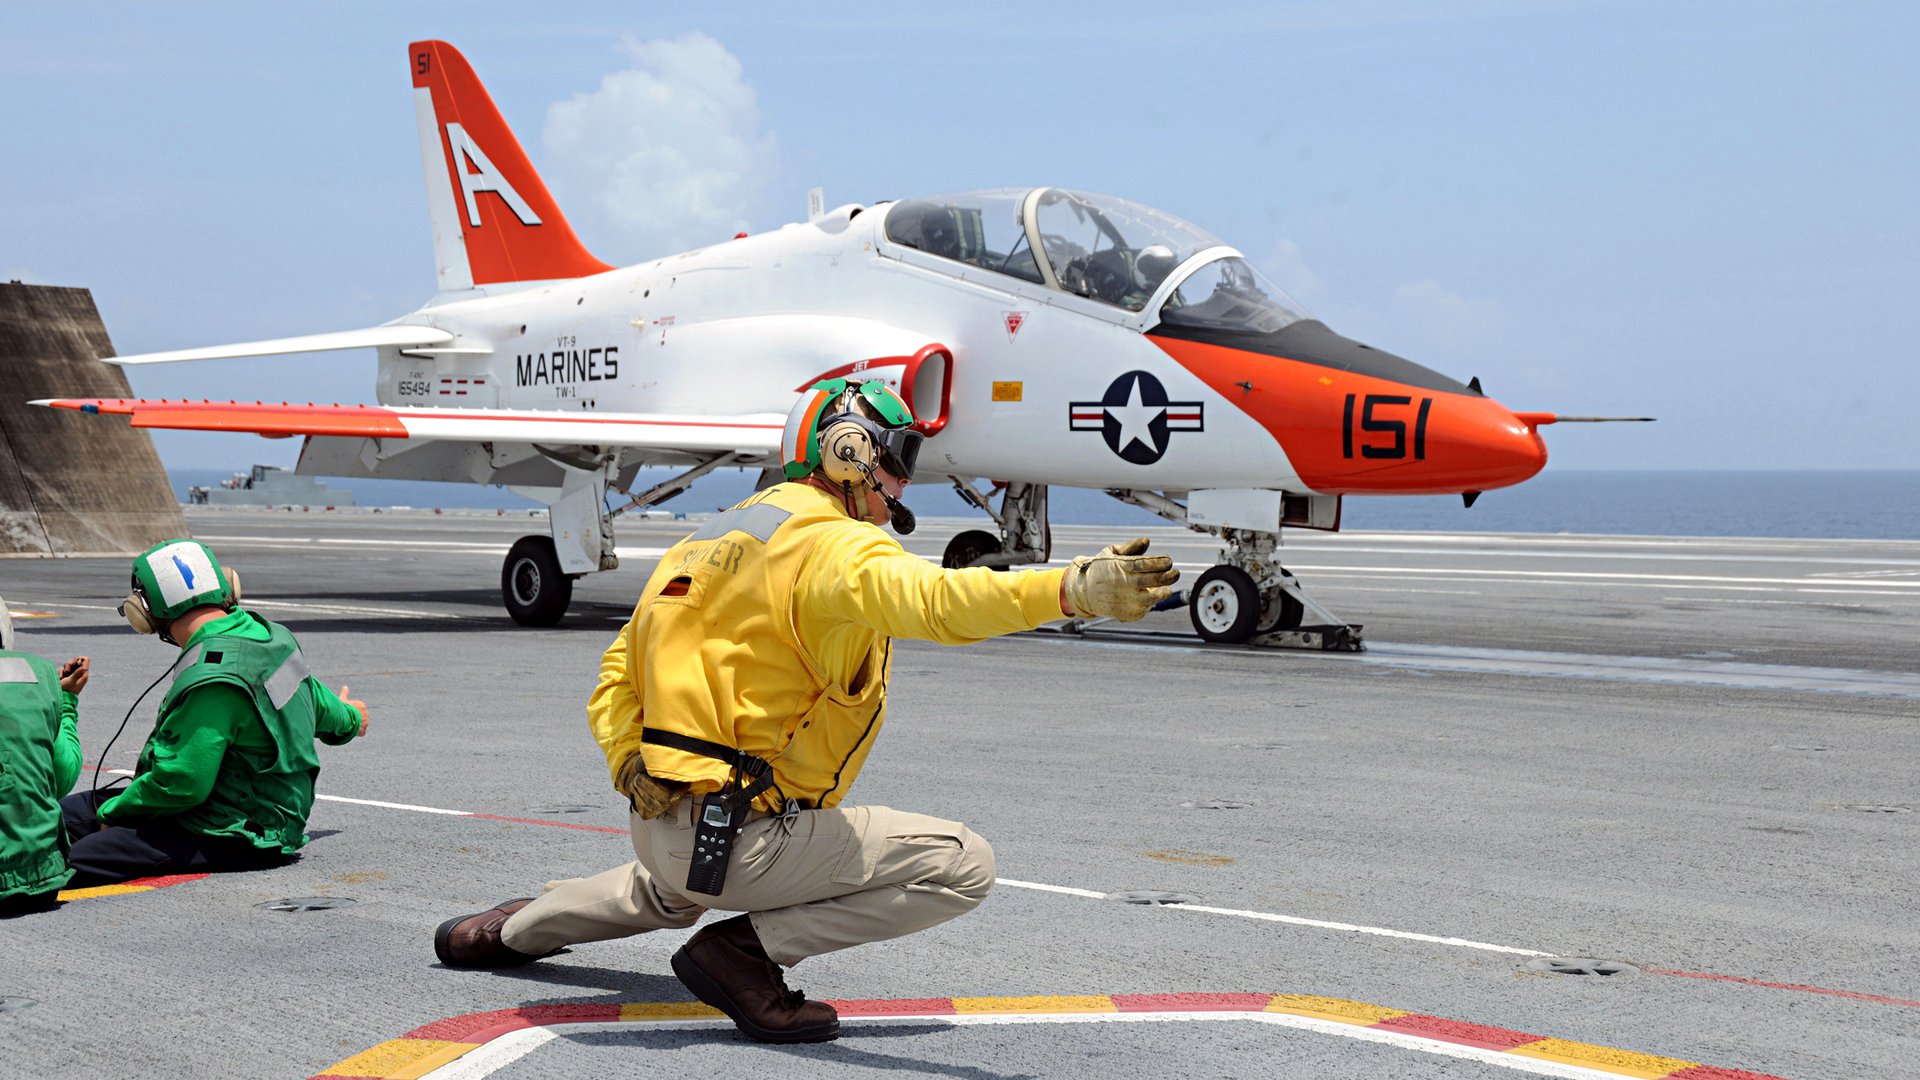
[409, 40, 611, 290]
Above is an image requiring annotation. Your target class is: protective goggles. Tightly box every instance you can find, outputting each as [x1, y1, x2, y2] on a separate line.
[836, 413, 922, 481]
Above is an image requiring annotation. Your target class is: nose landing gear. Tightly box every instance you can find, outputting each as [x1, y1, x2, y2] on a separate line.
[1189, 565, 1299, 643]
[1183, 528, 1360, 649]
[946, 479, 1363, 651]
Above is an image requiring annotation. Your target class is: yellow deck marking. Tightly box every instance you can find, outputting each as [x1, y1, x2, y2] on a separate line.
[387, 1040, 483, 1080]
[324, 1038, 467, 1078]
[1265, 994, 1409, 1026]
[952, 995, 1117, 1014]
[1508, 1038, 1698, 1077]
[55, 883, 151, 901]
[619, 1002, 725, 1020]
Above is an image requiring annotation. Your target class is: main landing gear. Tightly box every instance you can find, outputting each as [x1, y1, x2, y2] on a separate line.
[500, 452, 749, 626]
[943, 479, 1049, 570]
[947, 479, 1362, 651]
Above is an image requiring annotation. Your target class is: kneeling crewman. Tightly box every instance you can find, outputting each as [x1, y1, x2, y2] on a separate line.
[61, 540, 370, 886]
[0, 598, 88, 914]
[435, 379, 1177, 1043]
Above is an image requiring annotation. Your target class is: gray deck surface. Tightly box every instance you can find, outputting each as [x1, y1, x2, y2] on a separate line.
[1, 508, 1914, 1079]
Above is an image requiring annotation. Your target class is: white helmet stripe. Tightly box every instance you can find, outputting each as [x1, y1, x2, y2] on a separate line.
[146, 542, 219, 609]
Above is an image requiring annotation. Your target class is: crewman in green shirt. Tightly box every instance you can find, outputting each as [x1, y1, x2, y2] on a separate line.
[0, 596, 89, 915]
[60, 540, 370, 886]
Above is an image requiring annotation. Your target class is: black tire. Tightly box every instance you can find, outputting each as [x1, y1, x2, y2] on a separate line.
[1189, 565, 1260, 644]
[943, 529, 1004, 570]
[501, 535, 573, 626]
[1254, 585, 1305, 634]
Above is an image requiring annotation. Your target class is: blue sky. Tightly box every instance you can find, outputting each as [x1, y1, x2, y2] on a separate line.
[3, 1, 1914, 472]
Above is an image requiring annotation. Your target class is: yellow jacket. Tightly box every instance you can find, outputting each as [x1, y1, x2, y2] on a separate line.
[589, 482, 1067, 810]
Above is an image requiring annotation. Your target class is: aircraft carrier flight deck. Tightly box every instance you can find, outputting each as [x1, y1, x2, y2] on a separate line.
[3, 509, 1915, 1079]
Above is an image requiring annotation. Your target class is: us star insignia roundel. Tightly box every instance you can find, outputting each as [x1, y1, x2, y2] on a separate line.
[1069, 370, 1204, 465]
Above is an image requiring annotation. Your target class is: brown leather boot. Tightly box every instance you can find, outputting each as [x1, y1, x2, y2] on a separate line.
[433, 898, 549, 968]
[670, 914, 839, 1043]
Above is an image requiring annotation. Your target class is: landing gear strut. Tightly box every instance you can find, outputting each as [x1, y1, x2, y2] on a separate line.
[945, 478, 1049, 568]
[500, 452, 749, 625]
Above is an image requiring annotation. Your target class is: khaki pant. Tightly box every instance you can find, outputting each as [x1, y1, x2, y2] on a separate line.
[500, 801, 995, 967]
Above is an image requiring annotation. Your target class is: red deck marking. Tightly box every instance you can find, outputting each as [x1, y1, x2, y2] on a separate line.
[1665, 1067, 1798, 1080]
[1646, 968, 1920, 1008]
[468, 813, 627, 834]
[1371, 1013, 1542, 1051]
[120, 873, 212, 889]
[408, 1003, 622, 1041]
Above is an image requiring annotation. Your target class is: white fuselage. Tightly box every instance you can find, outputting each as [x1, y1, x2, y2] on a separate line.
[363, 203, 1306, 495]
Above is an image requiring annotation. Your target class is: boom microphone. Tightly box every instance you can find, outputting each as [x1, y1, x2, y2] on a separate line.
[839, 447, 916, 534]
[882, 492, 916, 535]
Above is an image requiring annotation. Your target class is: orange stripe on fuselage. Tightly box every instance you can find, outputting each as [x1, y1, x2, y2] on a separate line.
[1149, 335, 1547, 495]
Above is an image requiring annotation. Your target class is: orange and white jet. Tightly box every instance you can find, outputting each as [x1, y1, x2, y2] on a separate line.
[39, 40, 1644, 645]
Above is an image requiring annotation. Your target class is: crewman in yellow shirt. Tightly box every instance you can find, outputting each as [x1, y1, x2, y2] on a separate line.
[433, 378, 1177, 1043]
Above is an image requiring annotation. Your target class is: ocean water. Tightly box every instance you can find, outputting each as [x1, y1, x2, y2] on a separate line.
[167, 468, 1919, 541]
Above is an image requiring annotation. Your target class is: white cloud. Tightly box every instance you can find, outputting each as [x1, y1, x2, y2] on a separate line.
[542, 34, 778, 262]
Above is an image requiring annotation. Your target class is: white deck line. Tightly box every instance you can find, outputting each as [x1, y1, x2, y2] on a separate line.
[995, 879, 1547, 956]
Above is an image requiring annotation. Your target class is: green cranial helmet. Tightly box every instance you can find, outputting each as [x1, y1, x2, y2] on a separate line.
[130, 539, 237, 623]
[781, 378, 917, 481]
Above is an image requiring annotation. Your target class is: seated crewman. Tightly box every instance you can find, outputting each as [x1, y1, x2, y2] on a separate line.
[59, 540, 370, 886]
[0, 597, 88, 915]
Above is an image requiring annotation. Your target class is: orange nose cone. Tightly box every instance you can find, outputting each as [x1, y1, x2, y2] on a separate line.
[1394, 396, 1547, 494]
[1456, 398, 1548, 491]
[1489, 405, 1549, 488]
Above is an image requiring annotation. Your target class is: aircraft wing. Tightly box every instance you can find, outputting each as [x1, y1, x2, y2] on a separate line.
[32, 398, 785, 455]
[100, 326, 457, 366]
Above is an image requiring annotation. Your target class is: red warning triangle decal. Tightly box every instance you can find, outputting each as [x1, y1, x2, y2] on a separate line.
[1004, 311, 1026, 341]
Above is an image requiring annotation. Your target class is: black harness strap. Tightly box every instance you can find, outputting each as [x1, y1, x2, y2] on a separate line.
[640, 728, 777, 806]
[641, 727, 779, 896]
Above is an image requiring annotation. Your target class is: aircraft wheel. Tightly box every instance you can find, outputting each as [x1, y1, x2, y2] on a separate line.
[1254, 583, 1305, 634]
[1190, 565, 1260, 644]
[943, 529, 1004, 570]
[502, 535, 573, 626]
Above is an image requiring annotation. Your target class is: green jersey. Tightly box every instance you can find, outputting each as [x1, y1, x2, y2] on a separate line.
[0, 650, 80, 898]
[99, 610, 360, 853]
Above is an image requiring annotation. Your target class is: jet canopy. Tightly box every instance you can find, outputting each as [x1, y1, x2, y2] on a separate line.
[884, 187, 1309, 332]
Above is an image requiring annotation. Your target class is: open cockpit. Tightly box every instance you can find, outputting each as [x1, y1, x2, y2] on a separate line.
[882, 187, 1310, 333]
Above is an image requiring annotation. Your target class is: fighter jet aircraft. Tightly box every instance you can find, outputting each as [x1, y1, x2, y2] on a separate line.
[39, 40, 1644, 646]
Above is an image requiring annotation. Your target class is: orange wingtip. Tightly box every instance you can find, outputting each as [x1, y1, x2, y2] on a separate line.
[51, 398, 408, 439]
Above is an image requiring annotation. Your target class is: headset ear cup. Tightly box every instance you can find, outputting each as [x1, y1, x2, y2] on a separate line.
[223, 567, 242, 604]
[122, 594, 154, 636]
[818, 420, 874, 486]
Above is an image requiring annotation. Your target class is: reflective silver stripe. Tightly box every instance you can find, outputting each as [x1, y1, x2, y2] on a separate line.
[687, 503, 792, 544]
[168, 645, 205, 690]
[265, 651, 311, 710]
[0, 657, 36, 684]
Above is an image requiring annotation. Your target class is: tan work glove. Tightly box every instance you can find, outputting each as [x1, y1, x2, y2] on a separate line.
[615, 752, 687, 820]
[1062, 538, 1180, 621]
